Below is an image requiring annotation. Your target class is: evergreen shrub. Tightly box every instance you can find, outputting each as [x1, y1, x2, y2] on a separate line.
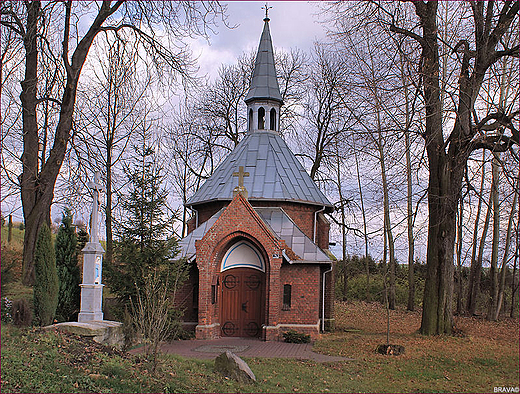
[283, 330, 311, 343]
[55, 209, 80, 322]
[34, 223, 59, 326]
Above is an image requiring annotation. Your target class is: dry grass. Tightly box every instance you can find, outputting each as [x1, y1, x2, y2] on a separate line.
[313, 301, 519, 393]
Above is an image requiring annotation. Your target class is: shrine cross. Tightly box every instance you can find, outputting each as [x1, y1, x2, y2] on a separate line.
[233, 166, 249, 188]
[87, 171, 104, 243]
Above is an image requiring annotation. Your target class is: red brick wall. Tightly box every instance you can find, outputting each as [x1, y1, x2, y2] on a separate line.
[324, 265, 335, 330]
[317, 213, 330, 250]
[279, 264, 320, 325]
[193, 194, 285, 340]
[186, 201, 227, 234]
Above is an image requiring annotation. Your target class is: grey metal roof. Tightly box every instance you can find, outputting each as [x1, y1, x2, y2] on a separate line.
[186, 130, 333, 209]
[178, 207, 332, 264]
[244, 18, 283, 104]
[177, 209, 223, 260]
[255, 207, 332, 263]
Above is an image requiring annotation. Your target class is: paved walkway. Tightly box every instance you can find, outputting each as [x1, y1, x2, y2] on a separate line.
[131, 338, 350, 363]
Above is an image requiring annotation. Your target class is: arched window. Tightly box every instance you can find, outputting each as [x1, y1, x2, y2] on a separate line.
[248, 109, 254, 131]
[221, 240, 265, 272]
[270, 108, 277, 131]
[258, 107, 265, 130]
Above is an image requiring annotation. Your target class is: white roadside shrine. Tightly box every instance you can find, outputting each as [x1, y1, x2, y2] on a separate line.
[78, 172, 105, 322]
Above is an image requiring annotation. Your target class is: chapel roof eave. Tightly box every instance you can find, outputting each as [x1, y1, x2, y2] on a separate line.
[177, 206, 334, 264]
[244, 94, 283, 106]
[187, 197, 333, 213]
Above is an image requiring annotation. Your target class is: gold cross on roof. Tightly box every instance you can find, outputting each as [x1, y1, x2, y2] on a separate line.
[233, 166, 249, 188]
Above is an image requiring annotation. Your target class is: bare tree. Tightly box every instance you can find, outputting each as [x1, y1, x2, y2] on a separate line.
[300, 42, 352, 182]
[72, 36, 153, 266]
[394, 1, 518, 334]
[323, 2, 518, 333]
[0, 1, 227, 284]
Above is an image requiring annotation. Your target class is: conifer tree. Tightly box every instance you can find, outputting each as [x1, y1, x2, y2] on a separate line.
[75, 226, 90, 265]
[106, 142, 186, 304]
[34, 223, 59, 326]
[55, 209, 80, 322]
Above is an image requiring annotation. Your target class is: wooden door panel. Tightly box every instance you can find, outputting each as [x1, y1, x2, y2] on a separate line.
[221, 268, 264, 337]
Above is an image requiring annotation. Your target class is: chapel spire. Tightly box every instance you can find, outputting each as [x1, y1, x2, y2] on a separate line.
[245, 14, 283, 105]
[245, 14, 283, 132]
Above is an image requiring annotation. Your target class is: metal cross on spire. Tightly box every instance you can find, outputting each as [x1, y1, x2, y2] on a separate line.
[262, 3, 272, 21]
[87, 171, 105, 243]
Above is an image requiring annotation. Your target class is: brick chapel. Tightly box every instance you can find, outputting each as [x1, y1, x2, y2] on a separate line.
[176, 16, 335, 341]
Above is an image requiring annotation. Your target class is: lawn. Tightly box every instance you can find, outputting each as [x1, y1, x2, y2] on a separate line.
[1, 301, 518, 393]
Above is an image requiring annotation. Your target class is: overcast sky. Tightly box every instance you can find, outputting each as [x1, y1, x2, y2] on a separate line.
[190, 1, 328, 80]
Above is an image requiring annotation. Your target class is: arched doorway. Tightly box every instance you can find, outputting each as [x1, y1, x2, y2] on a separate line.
[220, 240, 265, 337]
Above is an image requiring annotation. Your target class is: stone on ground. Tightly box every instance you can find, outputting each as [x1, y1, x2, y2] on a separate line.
[44, 320, 124, 349]
[214, 350, 256, 383]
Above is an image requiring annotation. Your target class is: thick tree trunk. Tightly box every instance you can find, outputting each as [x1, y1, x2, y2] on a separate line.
[421, 153, 464, 334]
[19, 1, 121, 284]
[20, 1, 44, 285]
[420, 150, 460, 335]
[455, 195, 464, 315]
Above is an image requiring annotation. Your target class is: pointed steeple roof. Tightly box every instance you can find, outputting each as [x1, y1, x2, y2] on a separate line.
[245, 17, 283, 104]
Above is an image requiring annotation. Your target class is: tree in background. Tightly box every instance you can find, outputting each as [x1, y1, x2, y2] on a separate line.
[106, 128, 187, 306]
[0, 1, 227, 285]
[324, 0, 518, 334]
[55, 209, 80, 322]
[75, 223, 89, 262]
[34, 223, 58, 325]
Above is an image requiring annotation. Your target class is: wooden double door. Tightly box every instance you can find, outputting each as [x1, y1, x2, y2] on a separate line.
[220, 268, 264, 337]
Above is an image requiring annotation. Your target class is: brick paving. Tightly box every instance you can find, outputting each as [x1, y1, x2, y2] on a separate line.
[130, 338, 349, 363]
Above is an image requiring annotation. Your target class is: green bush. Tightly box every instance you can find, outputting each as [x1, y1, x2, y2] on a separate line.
[34, 223, 59, 326]
[336, 271, 424, 308]
[282, 330, 311, 343]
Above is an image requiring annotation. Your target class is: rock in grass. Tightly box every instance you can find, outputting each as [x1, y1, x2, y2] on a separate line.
[214, 351, 256, 383]
[376, 344, 405, 356]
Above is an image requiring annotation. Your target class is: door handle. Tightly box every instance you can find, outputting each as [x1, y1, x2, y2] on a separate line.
[241, 300, 248, 313]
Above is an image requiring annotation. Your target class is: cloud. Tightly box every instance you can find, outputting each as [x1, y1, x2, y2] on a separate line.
[193, 1, 327, 81]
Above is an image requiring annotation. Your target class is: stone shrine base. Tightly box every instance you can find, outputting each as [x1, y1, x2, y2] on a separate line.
[44, 320, 123, 349]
